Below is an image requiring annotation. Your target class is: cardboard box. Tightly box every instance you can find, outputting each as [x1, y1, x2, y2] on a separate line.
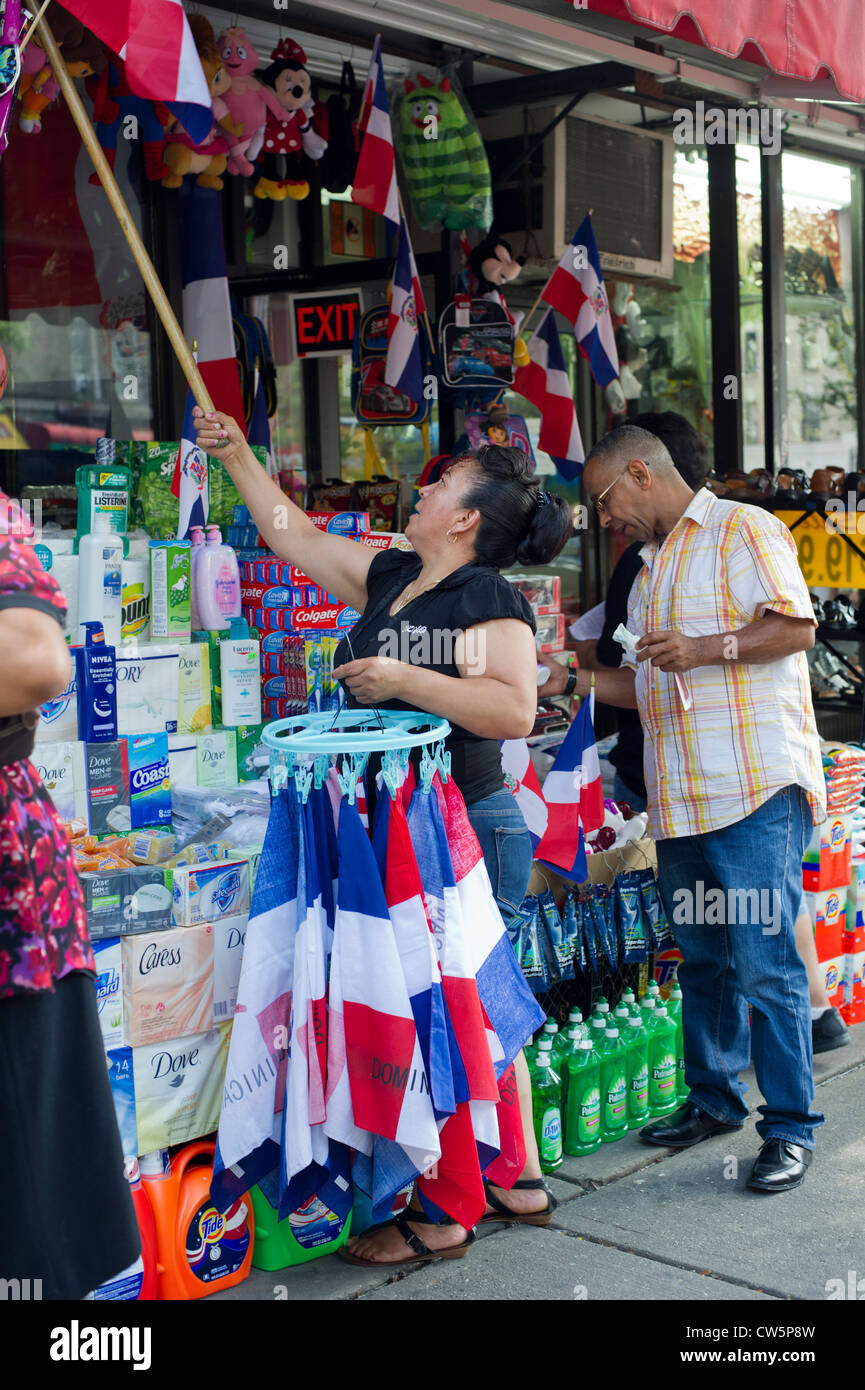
[122, 923, 214, 1047]
[805, 888, 846, 961]
[172, 859, 250, 925]
[534, 613, 566, 654]
[106, 1046, 137, 1163]
[212, 913, 247, 1023]
[506, 573, 561, 615]
[133, 1022, 231, 1153]
[305, 511, 369, 535]
[840, 997, 865, 1024]
[93, 937, 124, 1049]
[85, 740, 131, 835]
[82, 866, 175, 940]
[843, 949, 865, 1005]
[241, 602, 360, 633]
[32, 740, 88, 823]
[802, 813, 852, 891]
[820, 955, 844, 1006]
[843, 924, 865, 953]
[528, 836, 656, 898]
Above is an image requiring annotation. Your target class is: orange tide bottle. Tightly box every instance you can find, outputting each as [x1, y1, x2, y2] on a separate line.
[140, 1142, 254, 1300]
[92, 1156, 158, 1300]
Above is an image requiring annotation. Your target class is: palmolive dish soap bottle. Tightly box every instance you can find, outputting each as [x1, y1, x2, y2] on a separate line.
[140, 1142, 253, 1299]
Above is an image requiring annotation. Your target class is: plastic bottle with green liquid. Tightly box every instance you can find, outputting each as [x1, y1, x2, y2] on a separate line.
[666, 979, 689, 1102]
[624, 1011, 650, 1129]
[564, 1039, 601, 1156]
[599, 1025, 629, 1143]
[532, 1050, 563, 1172]
[555, 1026, 585, 1114]
[647, 1005, 679, 1118]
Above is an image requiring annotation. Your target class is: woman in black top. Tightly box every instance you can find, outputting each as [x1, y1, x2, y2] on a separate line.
[195, 408, 572, 1264]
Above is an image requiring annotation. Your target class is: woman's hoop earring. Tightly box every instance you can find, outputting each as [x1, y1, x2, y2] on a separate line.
[446, 529, 458, 544]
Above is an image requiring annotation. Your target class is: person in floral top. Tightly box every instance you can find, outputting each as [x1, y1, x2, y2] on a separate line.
[0, 491, 139, 1298]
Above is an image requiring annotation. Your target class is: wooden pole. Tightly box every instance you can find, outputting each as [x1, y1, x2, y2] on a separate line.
[35, 12, 215, 415]
[19, 0, 52, 57]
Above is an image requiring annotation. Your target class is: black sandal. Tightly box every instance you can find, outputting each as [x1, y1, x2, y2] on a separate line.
[479, 1177, 557, 1227]
[339, 1207, 476, 1268]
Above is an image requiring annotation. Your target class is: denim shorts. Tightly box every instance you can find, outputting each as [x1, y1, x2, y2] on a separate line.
[466, 789, 533, 919]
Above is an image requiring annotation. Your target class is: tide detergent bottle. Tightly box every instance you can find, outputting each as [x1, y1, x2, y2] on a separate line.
[140, 1142, 254, 1299]
[92, 1157, 158, 1300]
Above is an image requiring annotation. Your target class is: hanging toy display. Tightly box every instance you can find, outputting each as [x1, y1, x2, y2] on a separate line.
[396, 72, 492, 231]
[350, 302, 434, 473]
[215, 27, 291, 177]
[162, 15, 235, 191]
[0, 0, 21, 158]
[438, 294, 515, 392]
[457, 402, 536, 465]
[86, 57, 172, 182]
[253, 38, 329, 202]
[17, 10, 106, 136]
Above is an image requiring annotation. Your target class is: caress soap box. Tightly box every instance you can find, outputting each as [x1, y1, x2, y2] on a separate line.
[122, 923, 214, 1047]
[133, 1022, 230, 1153]
[172, 859, 249, 926]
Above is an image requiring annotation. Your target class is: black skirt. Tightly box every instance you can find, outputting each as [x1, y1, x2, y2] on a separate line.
[0, 970, 141, 1300]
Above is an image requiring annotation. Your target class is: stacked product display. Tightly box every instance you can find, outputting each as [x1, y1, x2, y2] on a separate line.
[804, 741, 865, 1024]
[507, 573, 565, 655]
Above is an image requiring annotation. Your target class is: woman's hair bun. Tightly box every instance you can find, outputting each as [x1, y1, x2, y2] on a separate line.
[458, 445, 573, 570]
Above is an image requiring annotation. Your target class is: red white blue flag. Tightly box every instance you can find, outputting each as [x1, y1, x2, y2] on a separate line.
[173, 387, 208, 539]
[177, 180, 246, 425]
[500, 739, 549, 852]
[385, 216, 426, 405]
[352, 36, 399, 229]
[513, 309, 585, 480]
[535, 691, 605, 881]
[542, 214, 619, 388]
[59, 1, 213, 144]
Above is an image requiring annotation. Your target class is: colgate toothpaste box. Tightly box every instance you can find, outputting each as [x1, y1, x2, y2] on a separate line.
[805, 888, 846, 961]
[122, 922, 214, 1047]
[803, 813, 852, 891]
[240, 581, 318, 609]
[306, 511, 369, 536]
[243, 603, 360, 633]
[357, 531, 414, 553]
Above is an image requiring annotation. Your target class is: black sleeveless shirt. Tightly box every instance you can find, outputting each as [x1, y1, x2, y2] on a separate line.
[334, 549, 536, 805]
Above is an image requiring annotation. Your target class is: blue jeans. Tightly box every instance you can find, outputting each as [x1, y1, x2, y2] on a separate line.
[656, 785, 824, 1150]
[613, 773, 647, 815]
[466, 789, 533, 921]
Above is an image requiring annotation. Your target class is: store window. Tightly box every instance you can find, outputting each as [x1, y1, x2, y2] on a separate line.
[736, 145, 765, 470]
[630, 149, 714, 464]
[243, 294, 306, 499]
[0, 95, 157, 488]
[782, 153, 857, 477]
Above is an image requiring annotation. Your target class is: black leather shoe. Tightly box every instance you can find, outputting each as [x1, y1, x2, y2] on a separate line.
[747, 1139, 812, 1193]
[812, 1006, 850, 1055]
[639, 1101, 742, 1149]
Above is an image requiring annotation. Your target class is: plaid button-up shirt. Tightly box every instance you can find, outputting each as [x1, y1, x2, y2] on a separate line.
[621, 488, 826, 841]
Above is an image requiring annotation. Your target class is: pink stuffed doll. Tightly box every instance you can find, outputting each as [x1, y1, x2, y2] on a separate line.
[216, 26, 289, 176]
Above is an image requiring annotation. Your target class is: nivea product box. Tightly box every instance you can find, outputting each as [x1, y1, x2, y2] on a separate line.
[122, 922, 214, 1047]
[106, 1046, 137, 1163]
[82, 866, 175, 940]
[32, 741, 88, 822]
[133, 1022, 230, 1153]
[93, 936, 124, 1048]
[212, 913, 247, 1023]
[129, 733, 171, 828]
[86, 740, 131, 835]
[35, 673, 79, 743]
[196, 729, 237, 787]
[803, 812, 852, 891]
[116, 642, 181, 736]
[172, 859, 249, 926]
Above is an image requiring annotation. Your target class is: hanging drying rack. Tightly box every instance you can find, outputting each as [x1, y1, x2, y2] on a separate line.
[262, 708, 452, 803]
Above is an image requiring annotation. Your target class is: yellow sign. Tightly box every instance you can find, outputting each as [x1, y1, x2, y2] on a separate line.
[774, 510, 865, 589]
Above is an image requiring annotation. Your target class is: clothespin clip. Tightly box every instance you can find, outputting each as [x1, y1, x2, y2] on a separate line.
[419, 744, 436, 794]
[436, 744, 451, 783]
[313, 753, 329, 790]
[294, 762, 313, 804]
[382, 749, 404, 799]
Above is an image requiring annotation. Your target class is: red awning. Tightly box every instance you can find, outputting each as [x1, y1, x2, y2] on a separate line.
[582, 1, 865, 103]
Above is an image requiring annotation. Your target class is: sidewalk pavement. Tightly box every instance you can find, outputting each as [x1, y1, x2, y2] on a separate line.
[210, 1021, 865, 1302]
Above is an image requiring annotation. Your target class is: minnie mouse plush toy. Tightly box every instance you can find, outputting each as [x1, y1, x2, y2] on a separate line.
[254, 38, 329, 201]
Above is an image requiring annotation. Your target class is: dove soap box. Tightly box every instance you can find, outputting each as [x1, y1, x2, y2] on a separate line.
[196, 729, 237, 787]
[122, 923, 214, 1047]
[149, 540, 191, 641]
[116, 642, 180, 736]
[212, 913, 247, 1023]
[86, 740, 131, 835]
[172, 859, 249, 926]
[133, 1022, 230, 1154]
[177, 641, 212, 734]
[32, 741, 88, 822]
[82, 865, 175, 940]
[129, 733, 171, 828]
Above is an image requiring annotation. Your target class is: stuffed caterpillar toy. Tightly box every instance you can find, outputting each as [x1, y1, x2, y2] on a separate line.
[397, 74, 491, 231]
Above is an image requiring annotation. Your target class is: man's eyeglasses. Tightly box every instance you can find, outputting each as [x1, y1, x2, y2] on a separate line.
[591, 464, 631, 515]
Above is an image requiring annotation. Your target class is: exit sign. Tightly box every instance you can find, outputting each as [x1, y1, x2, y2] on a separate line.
[290, 289, 362, 358]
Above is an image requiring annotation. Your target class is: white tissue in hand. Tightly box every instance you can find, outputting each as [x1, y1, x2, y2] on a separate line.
[613, 623, 639, 652]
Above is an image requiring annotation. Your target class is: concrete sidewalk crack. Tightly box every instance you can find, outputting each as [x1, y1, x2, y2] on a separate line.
[544, 1223, 795, 1299]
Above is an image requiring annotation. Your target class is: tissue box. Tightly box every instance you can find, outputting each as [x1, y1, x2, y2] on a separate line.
[93, 937, 124, 1048]
[802, 813, 852, 891]
[116, 643, 181, 736]
[172, 859, 249, 925]
[133, 1022, 230, 1153]
[212, 913, 247, 1023]
[82, 865, 175, 939]
[106, 1047, 137, 1163]
[122, 923, 214, 1047]
[32, 740, 88, 822]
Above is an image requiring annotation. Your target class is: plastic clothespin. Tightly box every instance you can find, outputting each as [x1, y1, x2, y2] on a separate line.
[436, 744, 451, 783]
[294, 763, 313, 804]
[381, 749, 404, 799]
[313, 753, 329, 790]
[419, 744, 437, 794]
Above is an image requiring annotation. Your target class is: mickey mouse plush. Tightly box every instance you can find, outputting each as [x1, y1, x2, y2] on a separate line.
[468, 234, 525, 295]
[254, 39, 329, 201]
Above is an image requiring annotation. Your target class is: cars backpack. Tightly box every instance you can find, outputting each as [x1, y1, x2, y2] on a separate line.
[438, 295, 515, 393]
[351, 303, 434, 475]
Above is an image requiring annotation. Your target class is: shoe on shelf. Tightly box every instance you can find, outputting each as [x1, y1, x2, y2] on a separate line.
[746, 1139, 812, 1193]
[639, 1101, 742, 1150]
[812, 1006, 850, 1054]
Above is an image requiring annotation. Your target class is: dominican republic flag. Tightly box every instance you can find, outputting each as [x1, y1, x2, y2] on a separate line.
[211, 788, 300, 1212]
[437, 777, 544, 1070]
[513, 309, 585, 480]
[384, 216, 426, 405]
[534, 691, 605, 881]
[542, 214, 619, 388]
[352, 36, 399, 229]
[248, 371, 277, 481]
[177, 180, 245, 425]
[173, 387, 208, 539]
[60, 1, 213, 144]
[501, 739, 548, 852]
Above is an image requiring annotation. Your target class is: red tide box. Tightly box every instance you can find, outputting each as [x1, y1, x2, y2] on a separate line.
[843, 924, 865, 952]
[802, 813, 852, 891]
[805, 888, 845, 961]
[846, 857, 865, 931]
[841, 997, 865, 1024]
[821, 956, 844, 1006]
[535, 613, 565, 654]
[843, 949, 865, 1004]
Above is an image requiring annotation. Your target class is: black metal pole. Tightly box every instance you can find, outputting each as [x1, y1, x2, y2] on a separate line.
[707, 141, 743, 474]
[760, 149, 787, 475]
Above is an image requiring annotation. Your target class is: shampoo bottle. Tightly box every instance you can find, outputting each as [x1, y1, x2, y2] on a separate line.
[220, 618, 262, 726]
[78, 513, 124, 647]
[196, 526, 241, 631]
